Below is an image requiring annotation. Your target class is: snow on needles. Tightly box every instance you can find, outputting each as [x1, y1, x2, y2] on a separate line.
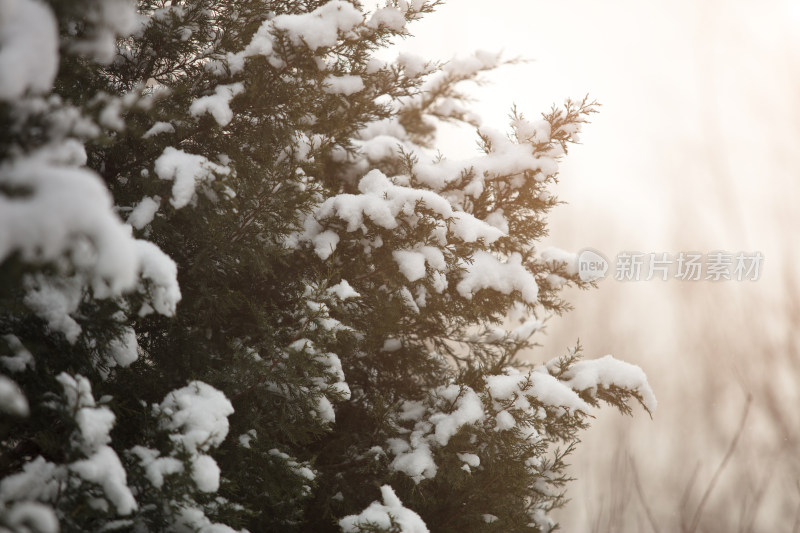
[322, 74, 364, 95]
[0, 0, 135, 96]
[429, 386, 484, 446]
[457, 251, 539, 304]
[190, 83, 244, 126]
[67, 0, 138, 64]
[135, 239, 182, 316]
[58, 373, 137, 514]
[563, 355, 658, 413]
[156, 382, 234, 493]
[0, 144, 181, 327]
[0, 0, 59, 101]
[0, 143, 137, 292]
[154, 147, 231, 209]
[366, 7, 408, 31]
[340, 485, 429, 533]
[0, 376, 28, 417]
[326, 279, 361, 300]
[128, 195, 161, 229]
[230, 1, 365, 72]
[485, 370, 591, 414]
[392, 247, 445, 283]
[297, 166, 546, 306]
[157, 381, 234, 454]
[220, 0, 427, 74]
[272, 1, 363, 51]
[385, 356, 655, 485]
[300, 169, 503, 256]
[387, 385, 484, 483]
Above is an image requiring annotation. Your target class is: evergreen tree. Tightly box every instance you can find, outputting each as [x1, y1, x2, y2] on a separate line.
[0, 1, 655, 532]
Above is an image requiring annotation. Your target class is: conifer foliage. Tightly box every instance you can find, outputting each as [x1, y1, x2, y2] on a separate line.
[0, 1, 656, 532]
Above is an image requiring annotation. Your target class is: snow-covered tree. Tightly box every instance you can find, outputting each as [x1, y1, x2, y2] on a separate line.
[0, 1, 655, 532]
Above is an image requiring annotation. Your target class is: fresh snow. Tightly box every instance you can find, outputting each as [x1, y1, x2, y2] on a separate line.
[66, 0, 138, 64]
[1, 144, 181, 327]
[154, 382, 234, 497]
[322, 74, 364, 95]
[0, 375, 29, 417]
[0, 0, 59, 100]
[457, 452, 480, 468]
[174, 505, 241, 533]
[70, 446, 137, 514]
[430, 386, 484, 446]
[57, 373, 137, 514]
[494, 410, 515, 431]
[444, 50, 501, 78]
[157, 381, 234, 454]
[1, 502, 59, 533]
[327, 279, 360, 300]
[0, 335, 34, 373]
[486, 370, 590, 413]
[383, 347, 657, 487]
[301, 169, 504, 261]
[272, 1, 363, 51]
[388, 438, 437, 482]
[539, 247, 579, 276]
[366, 7, 407, 31]
[232, 0, 367, 73]
[0, 456, 61, 505]
[510, 318, 543, 341]
[1, 144, 138, 292]
[106, 327, 139, 368]
[23, 274, 83, 343]
[340, 485, 429, 533]
[135, 239, 182, 316]
[74, 403, 116, 450]
[563, 355, 658, 413]
[190, 454, 221, 493]
[142, 122, 175, 138]
[129, 446, 184, 489]
[0, 2, 658, 530]
[396, 53, 432, 77]
[381, 338, 402, 352]
[393, 250, 427, 282]
[456, 251, 539, 304]
[154, 147, 231, 209]
[128, 196, 161, 229]
[190, 83, 244, 126]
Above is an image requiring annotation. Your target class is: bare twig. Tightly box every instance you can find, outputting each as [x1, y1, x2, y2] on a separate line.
[792, 481, 800, 533]
[687, 394, 753, 533]
[629, 454, 661, 533]
[738, 456, 776, 533]
[679, 461, 700, 531]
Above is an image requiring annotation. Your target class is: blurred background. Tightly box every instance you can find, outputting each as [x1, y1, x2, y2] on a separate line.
[391, 0, 800, 530]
